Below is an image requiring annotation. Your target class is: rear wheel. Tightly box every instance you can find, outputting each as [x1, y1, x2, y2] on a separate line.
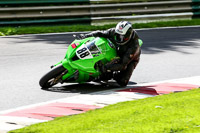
[39, 65, 66, 88]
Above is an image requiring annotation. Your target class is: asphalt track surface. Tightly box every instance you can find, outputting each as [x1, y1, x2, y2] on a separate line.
[0, 26, 200, 111]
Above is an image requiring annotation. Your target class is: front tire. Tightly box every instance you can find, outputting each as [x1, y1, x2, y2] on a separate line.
[39, 65, 66, 88]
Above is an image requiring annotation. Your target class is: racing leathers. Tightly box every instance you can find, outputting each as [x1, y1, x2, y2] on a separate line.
[81, 28, 141, 86]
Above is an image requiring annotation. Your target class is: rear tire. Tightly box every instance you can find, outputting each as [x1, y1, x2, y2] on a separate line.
[39, 65, 66, 88]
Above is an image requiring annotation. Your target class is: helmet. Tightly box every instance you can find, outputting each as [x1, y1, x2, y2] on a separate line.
[115, 21, 133, 45]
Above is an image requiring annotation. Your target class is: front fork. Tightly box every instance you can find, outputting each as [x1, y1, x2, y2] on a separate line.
[52, 59, 76, 82]
[52, 69, 68, 85]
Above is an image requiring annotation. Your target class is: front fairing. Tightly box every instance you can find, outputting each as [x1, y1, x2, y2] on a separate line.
[60, 37, 117, 83]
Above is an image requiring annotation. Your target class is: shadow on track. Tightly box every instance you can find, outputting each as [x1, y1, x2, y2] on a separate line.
[41, 81, 137, 94]
[138, 27, 200, 54]
[3, 27, 200, 55]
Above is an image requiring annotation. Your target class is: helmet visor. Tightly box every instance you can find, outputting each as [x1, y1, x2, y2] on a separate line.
[115, 29, 132, 44]
[115, 34, 125, 43]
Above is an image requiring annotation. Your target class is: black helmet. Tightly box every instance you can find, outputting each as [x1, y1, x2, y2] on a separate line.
[115, 21, 133, 45]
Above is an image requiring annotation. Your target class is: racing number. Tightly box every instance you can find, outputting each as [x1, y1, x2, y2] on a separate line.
[77, 47, 87, 54]
[80, 51, 90, 58]
[77, 47, 90, 58]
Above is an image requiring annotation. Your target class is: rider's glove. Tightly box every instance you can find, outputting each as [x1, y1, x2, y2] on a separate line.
[79, 34, 86, 39]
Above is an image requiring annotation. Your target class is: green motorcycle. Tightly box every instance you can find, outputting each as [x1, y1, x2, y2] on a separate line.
[39, 37, 143, 88]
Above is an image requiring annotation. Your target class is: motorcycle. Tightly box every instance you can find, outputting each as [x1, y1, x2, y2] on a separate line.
[39, 36, 143, 88]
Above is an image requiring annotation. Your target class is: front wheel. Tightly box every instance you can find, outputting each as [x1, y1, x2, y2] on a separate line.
[39, 65, 66, 88]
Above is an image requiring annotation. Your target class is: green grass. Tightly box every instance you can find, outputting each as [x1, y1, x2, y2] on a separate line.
[10, 88, 200, 133]
[1, 19, 200, 36]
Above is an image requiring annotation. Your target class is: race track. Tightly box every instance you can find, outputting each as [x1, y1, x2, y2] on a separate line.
[0, 26, 200, 111]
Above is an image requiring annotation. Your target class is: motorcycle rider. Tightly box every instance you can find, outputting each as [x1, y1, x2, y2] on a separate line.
[79, 21, 141, 86]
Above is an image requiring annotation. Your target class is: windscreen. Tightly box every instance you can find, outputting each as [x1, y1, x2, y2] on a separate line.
[76, 38, 101, 59]
[85, 39, 101, 55]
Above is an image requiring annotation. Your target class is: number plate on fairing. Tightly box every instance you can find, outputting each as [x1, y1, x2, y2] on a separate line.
[76, 45, 93, 59]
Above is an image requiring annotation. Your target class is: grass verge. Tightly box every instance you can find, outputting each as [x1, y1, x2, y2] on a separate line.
[1, 19, 200, 36]
[10, 88, 200, 133]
